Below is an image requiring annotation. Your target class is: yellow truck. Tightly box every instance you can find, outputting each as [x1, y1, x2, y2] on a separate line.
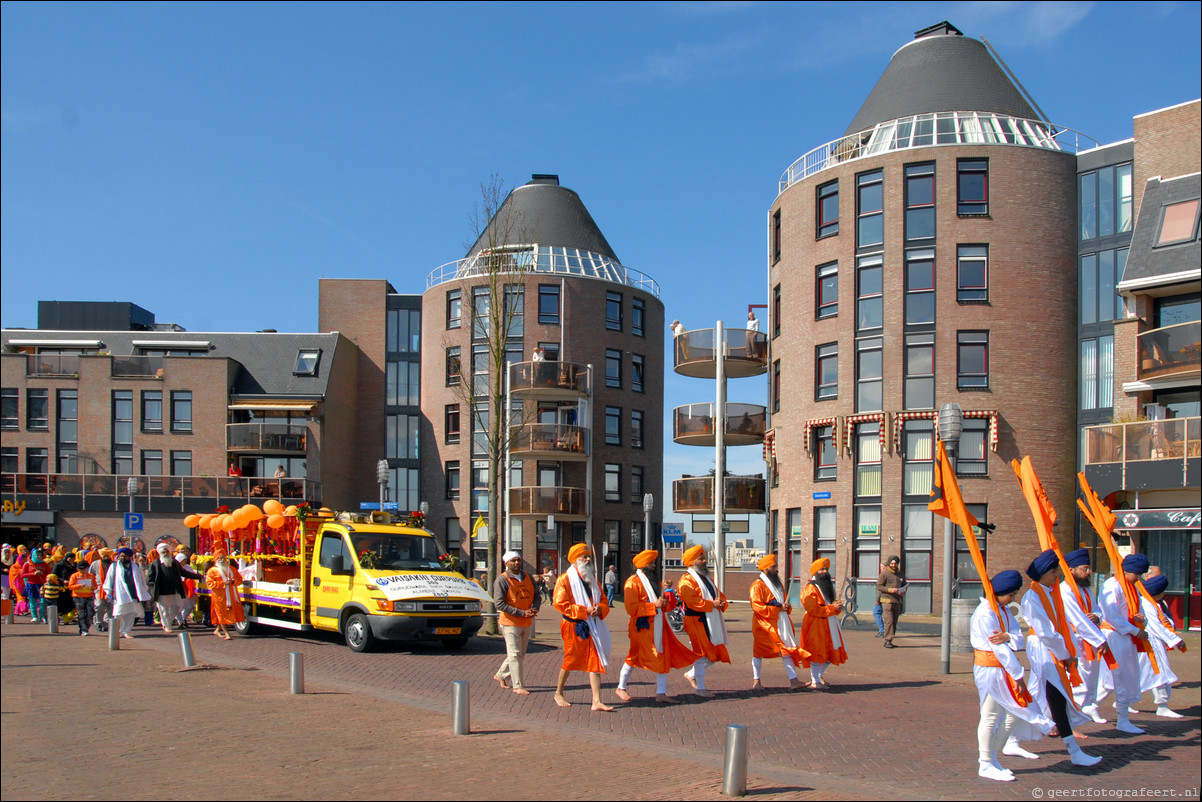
[216, 511, 489, 652]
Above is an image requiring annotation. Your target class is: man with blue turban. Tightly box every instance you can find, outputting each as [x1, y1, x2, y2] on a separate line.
[1058, 548, 1110, 723]
[1098, 553, 1151, 734]
[1137, 573, 1185, 718]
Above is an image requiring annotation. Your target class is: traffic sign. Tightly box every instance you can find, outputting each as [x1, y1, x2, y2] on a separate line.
[124, 513, 143, 531]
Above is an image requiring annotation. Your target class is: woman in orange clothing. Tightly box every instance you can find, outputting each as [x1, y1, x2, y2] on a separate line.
[799, 557, 847, 689]
[205, 550, 244, 640]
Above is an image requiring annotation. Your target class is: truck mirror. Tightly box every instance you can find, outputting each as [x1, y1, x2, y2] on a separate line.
[329, 554, 352, 576]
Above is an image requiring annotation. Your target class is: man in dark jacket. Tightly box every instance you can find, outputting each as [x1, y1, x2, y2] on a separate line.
[146, 543, 202, 633]
[876, 555, 907, 649]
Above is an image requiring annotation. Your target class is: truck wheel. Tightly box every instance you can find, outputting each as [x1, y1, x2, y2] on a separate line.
[441, 636, 469, 650]
[234, 603, 256, 636]
[344, 613, 375, 652]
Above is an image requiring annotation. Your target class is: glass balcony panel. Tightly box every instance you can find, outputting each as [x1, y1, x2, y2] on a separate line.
[509, 423, 589, 460]
[111, 355, 164, 377]
[1137, 321, 1201, 380]
[674, 328, 768, 378]
[673, 402, 766, 446]
[509, 361, 591, 399]
[26, 354, 81, 376]
[673, 475, 766, 514]
[508, 486, 588, 519]
[226, 423, 308, 452]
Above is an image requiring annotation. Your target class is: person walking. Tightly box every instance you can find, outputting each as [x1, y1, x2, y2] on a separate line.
[876, 555, 906, 649]
[552, 544, 613, 711]
[68, 561, 98, 635]
[749, 555, 808, 690]
[492, 550, 540, 695]
[103, 548, 151, 639]
[603, 564, 618, 606]
[206, 550, 245, 640]
[146, 543, 202, 633]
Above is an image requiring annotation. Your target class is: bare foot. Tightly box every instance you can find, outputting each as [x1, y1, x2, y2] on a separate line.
[685, 673, 697, 690]
[1072, 730, 1089, 739]
[751, 679, 764, 690]
[512, 688, 531, 695]
[122, 633, 134, 639]
[806, 681, 821, 690]
[614, 688, 633, 702]
[695, 689, 715, 698]
[655, 694, 678, 705]
[591, 701, 615, 712]
[493, 674, 510, 689]
[554, 694, 571, 708]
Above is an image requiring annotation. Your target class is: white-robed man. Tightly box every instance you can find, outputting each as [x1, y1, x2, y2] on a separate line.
[615, 549, 697, 704]
[1059, 548, 1111, 723]
[1018, 549, 1101, 767]
[678, 545, 731, 698]
[552, 543, 614, 711]
[1138, 574, 1186, 718]
[102, 547, 150, 639]
[1099, 553, 1151, 734]
[972, 569, 1055, 782]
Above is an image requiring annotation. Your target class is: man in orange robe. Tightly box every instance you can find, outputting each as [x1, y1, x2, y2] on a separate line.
[205, 549, 245, 640]
[749, 554, 808, 690]
[678, 545, 730, 697]
[800, 557, 847, 688]
[553, 543, 614, 711]
[615, 549, 697, 704]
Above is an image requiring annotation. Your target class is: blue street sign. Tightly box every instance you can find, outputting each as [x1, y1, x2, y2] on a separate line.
[124, 512, 143, 530]
[812, 491, 832, 500]
[359, 502, 400, 510]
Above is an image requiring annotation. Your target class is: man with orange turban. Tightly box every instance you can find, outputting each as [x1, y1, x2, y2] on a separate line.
[749, 554, 808, 690]
[553, 543, 614, 711]
[800, 557, 846, 688]
[615, 549, 697, 704]
[678, 544, 731, 697]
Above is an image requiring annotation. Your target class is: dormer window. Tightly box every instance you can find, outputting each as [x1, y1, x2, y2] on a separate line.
[295, 349, 321, 375]
[1155, 199, 1200, 247]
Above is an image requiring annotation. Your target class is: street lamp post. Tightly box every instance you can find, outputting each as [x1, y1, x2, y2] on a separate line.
[126, 476, 138, 550]
[938, 402, 962, 676]
[643, 493, 654, 555]
[376, 459, 389, 515]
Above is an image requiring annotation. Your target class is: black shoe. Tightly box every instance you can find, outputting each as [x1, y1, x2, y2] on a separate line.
[884, 641, 896, 649]
[875, 632, 884, 638]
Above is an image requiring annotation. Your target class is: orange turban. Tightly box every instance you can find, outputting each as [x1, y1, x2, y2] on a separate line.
[757, 554, 776, 571]
[682, 545, 705, 566]
[212, 548, 228, 560]
[633, 549, 658, 569]
[567, 543, 591, 562]
[810, 557, 830, 575]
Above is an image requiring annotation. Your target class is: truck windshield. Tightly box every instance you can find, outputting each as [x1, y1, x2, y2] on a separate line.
[351, 533, 443, 571]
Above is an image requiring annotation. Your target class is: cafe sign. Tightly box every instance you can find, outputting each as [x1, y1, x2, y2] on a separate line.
[1114, 508, 1201, 530]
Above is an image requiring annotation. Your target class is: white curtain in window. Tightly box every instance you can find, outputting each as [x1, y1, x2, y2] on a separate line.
[856, 465, 882, 497]
[1099, 336, 1114, 408]
[1080, 339, 1098, 410]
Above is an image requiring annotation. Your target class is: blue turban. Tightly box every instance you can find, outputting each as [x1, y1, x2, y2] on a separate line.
[1064, 548, 1090, 568]
[1026, 549, 1059, 581]
[116, 547, 134, 558]
[1121, 554, 1150, 575]
[1141, 575, 1168, 596]
[990, 570, 1023, 596]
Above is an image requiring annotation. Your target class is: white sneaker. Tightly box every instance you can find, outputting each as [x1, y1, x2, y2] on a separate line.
[1081, 705, 1106, 724]
[1069, 750, 1102, 767]
[1116, 718, 1145, 734]
[80, 631, 88, 636]
[978, 763, 1015, 782]
[1003, 741, 1040, 760]
[1128, 706, 1140, 714]
[1156, 707, 1184, 719]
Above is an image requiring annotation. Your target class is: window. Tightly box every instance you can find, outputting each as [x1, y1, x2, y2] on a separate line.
[294, 349, 320, 375]
[171, 391, 192, 433]
[1080, 248, 1128, 325]
[856, 171, 883, 250]
[386, 414, 420, 460]
[904, 333, 935, 410]
[605, 463, 621, 502]
[538, 341, 560, 362]
[855, 422, 882, 497]
[771, 209, 782, 262]
[902, 504, 934, 611]
[957, 159, 988, 216]
[958, 420, 989, 476]
[26, 389, 49, 430]
[1080, 336, 1115, 411]
[1079, 163, 1133, 240]
[471, 404, 488, 457]
[632, 298, 645, 337]
[817, 262, 838, 319]
[445, 404, 461, 444]
[141, 449, 163, 476]
[1156, 199, 1201, 247]
[471, 286, 490, 341]
[471, 461, 488, 515]
[141, 390, 163, 433]
[957, 332, 989, 389]
[447, 289, 462, 329]
[817, 180, 839, 238]
[606, 292, 623, 331]
[904, 249, 935, 326]
[536, 285, 559, 325]
[815, 343, 838, 401]
[856, 337, 882, 413]
[319, 532, 352, 569]
[605, 349, 621, 388]
[815, 426, 836, 480]
[904, 163, 935, 241]
[854, 504, 882, 600]
[605, 406, 621, 445]
[446, 346, 461, 386]
[902, 420, 934, 495]
[631, 354, 645, 393]
[446, 461, 460, 500]
[387, 361, 420, 407]
[387, 308, 421, 353]
[504, 285, 524, 339]
[772, 360, 781, 412]
[856, 255, 883, 332]
[630, 521, 645, 552]
[471, 344, 489, 397]
[1, 447, 16, 473]
[27, 447, 49, 474]
[955, 503, 988, 585]
[56, 389, 78, 472]
[772, 284, 782, 337]
[1, 388, 17, 429]
[957, 245, 989, 303]
[815, 506, 836, 571]
[631, 410, 644, 449]
[171, 450, 192, 478]
[631, 465, 644, 500]
[112, 391, 133, 475]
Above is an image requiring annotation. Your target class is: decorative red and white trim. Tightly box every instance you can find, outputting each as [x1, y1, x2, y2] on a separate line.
[843, 412, 889, 457]
[802, 416, 841, 458]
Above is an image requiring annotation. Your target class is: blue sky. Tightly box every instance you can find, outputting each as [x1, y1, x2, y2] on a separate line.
[3, 1, 1200, 539]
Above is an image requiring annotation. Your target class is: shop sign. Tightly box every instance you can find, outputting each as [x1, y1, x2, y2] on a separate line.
[1114, 509, 1201, 530]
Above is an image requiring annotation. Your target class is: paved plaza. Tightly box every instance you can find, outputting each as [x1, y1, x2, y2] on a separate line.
[2, 603, 1198, 800]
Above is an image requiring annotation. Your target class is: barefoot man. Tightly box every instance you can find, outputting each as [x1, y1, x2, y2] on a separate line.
[553, 543, 614, 711]
[678, 545, 731, 698]
[615, 549, 697, 704]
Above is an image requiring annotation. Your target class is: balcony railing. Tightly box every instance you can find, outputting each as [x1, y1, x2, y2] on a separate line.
[1137, 321, 1201, 381]
[778, 112, 1098, 194]
[1084, 417, 1201, 465]
[426, 244, 660, 297]
[508, 486, 589, 519]
[673, 328, 768, 379]
[111, 355, 165, 378]
[227, 423, 308, 453]
[509, 423, 590, 461]
[509, 361, 591, 398]
[0, 472, 323, 513]
[672, 475, 766, 514]
[24, 353, 81, 377]
[673, 402, 767, 446]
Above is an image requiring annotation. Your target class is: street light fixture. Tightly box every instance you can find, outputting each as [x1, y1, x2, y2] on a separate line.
[643, 493, 654, 556]
[937, 402, 962, 676]
[376, 459, 389, 515]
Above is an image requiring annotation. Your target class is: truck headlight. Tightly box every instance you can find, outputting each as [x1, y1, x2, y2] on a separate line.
[393, 601, 418, 612]
[465, 601, 481, 612]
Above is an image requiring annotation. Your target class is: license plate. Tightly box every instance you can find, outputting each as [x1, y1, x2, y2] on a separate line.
[434, 627, 461, 636]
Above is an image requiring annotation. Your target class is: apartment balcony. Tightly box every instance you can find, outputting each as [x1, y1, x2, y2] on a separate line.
[110, 355, 165, 378]
[508, 486, 589, 520]
[21, 353, 81, 377]
[672, 475, 767, 514]
[0, 472, 323, 514]
[509, 361, 591, 400]
[673, 402, 767, 447]
[227, 422, 308, 453]
[1137, 321, 1201, 382]
[1082, 416, 1201, 497]
[673, 328, 768, 379]
[509, 423, 589, 461]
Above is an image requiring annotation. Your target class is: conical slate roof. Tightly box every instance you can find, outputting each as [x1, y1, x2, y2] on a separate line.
[467, 175, 618, 261]
[842, 23, 1040, 137]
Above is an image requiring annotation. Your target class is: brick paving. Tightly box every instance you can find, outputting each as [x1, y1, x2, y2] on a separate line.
[2, 605, 1198, 800]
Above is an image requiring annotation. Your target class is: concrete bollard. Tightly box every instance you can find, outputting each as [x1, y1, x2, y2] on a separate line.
[46, 604, 59, 634]
[179, 632, 196, 668]
[451, 680, 470, 735]
[722, 724, 749, 796]
[289, 652, 305, 694]
[108, 623, 120, 651]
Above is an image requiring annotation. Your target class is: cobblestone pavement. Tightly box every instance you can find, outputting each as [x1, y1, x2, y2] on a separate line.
[3, 605, 1198, 800]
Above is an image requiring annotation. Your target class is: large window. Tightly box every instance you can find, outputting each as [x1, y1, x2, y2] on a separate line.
[1080, 163, 1134, 241]
[816, 343, 838, 401]
[632, 298, 645, 337]
[957, 332, 989, 389]
[141, 390, 163, 433]
[815, 426, 836, 480]
[631, 410, 644, 449]
[605, 349, 622, 388]
[904, 163, 935, 241]
[631, 354, 645, 393]
[141, 449, 163, 476]
[957, 159, 989, 216]
[606, 292, 623, 331]
[471, 403, 488, 457]
[112, 390, 133, 475]
[631, 465, 644, 500]
[902, 420, 934, 496]
[171, 391, 192, 433]
[817, 262, 838, 319]
[815, 506, 837, 572]
[955, 503, 988, 589]
[471, 461, 488, 515]
[26, 447, 49, 474]
[387, 362, 420, 407]
[604, 463, 621, 502]
[902, 504, 934, 612]
[504, 285, 524, 339]
[856, 171, 883, 250]
[386, 414, 420, 460]
[446, 346, 461, 386]
[387, 308, 421, 352]
[856, 255, 883, 332]
[1080, 248, 1128, 325]
[1, 388, 16, 430]
[957, 419, 989, 476]
[854, 505, 881, 604]
[854, 422, 882, 497]
[856, 337, 883, 413]
[772, 284, 782, 337]
[605, 406, 621, 446]
[957, 245, 989, 303]
[817, 180, 839, 238]
[447, 289, 462, 329]
[538, 285, 560, 325]
[445, 404, 461, 444]
[446, 461, 460, 500]
[26, 388, 49, 430]
[1080, 336, 1115, 411]
[471, 287, 490, 341]
[904, 333, 935, 410]
[57, 389, 78, 472]
[904, 249, 935, 326]
[471, 344, 489, 397]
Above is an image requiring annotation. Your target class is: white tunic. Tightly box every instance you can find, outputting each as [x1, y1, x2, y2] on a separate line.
[1138, 596, 1181, 691]
[1098, 576, 1142, 705]
[970, 599, 1051, 739]
[102, 561, 150, 617]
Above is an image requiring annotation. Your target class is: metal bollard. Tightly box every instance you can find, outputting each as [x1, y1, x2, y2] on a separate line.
[722, 724, 749, 797]
[451, 680, 470, 735]
[289, 652, 305, 694]
[108, 623, 120, 651]
[179, 632, 196, 668]
[46, 605, 59, 634]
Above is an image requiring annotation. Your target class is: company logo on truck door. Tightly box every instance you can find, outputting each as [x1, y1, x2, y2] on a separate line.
[372, 572, 492, 603]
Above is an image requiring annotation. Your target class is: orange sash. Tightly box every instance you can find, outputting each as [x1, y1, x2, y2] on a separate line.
[1029, 583, 1083, 693]
[1073, 587, 1120, 670]
[977, 608, 1033, 707]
